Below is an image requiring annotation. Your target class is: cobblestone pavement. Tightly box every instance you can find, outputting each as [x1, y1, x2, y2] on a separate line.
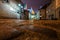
[0, 19, 60, 40]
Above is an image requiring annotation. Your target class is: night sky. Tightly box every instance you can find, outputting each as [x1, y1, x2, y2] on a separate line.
[22, 0, 50, 11]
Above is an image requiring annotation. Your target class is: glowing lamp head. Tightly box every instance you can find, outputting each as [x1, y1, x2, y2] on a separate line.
[18, 4, 21, 6]
[21, 6, 23, 8]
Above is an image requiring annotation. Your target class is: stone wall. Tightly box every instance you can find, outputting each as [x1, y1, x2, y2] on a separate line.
[0, 0, 20, 19]
[46, 0, 60, 20]
[46, 0, 56, 19]
[56, 0, 60, 19]
[56, 0, 60, 8]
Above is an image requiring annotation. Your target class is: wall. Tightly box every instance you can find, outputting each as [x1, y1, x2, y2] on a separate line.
[56, 0, 60, 8]
[46, 0, 60, 20]
[56, 0, 60, 19]
[0, 0, 20, 19]
[46, 0, 56, 19]
[40, 9, 46, 19]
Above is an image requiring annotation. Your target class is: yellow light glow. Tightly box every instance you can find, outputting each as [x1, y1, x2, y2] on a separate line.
[32, 10, 35, 14]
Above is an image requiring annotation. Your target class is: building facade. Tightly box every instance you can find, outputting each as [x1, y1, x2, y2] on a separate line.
[39, 0, 60, 20]
[0, 0, 24, 19]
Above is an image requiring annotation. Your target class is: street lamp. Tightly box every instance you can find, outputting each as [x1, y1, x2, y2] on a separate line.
[18, 3, 24, 19]
[18, 4, 21, 7]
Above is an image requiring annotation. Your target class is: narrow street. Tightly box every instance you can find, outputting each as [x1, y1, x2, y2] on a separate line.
[0, 0, 60, 40]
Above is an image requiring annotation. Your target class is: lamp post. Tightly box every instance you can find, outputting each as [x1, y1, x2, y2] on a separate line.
[18, 4, 24, 19]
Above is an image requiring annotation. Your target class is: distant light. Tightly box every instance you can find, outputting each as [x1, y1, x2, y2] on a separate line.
[18, 4, 21, 6]
[10, 7, 16, 12]
[31, 15, 35, 18]
[10, 7, 14, 11]
[21, 6, 23, 8]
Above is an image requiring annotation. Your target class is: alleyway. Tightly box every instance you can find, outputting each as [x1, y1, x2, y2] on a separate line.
[0, 0, 60, 40]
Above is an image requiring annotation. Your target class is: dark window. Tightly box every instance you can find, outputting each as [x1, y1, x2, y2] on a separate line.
[2, 0, 9, 3]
